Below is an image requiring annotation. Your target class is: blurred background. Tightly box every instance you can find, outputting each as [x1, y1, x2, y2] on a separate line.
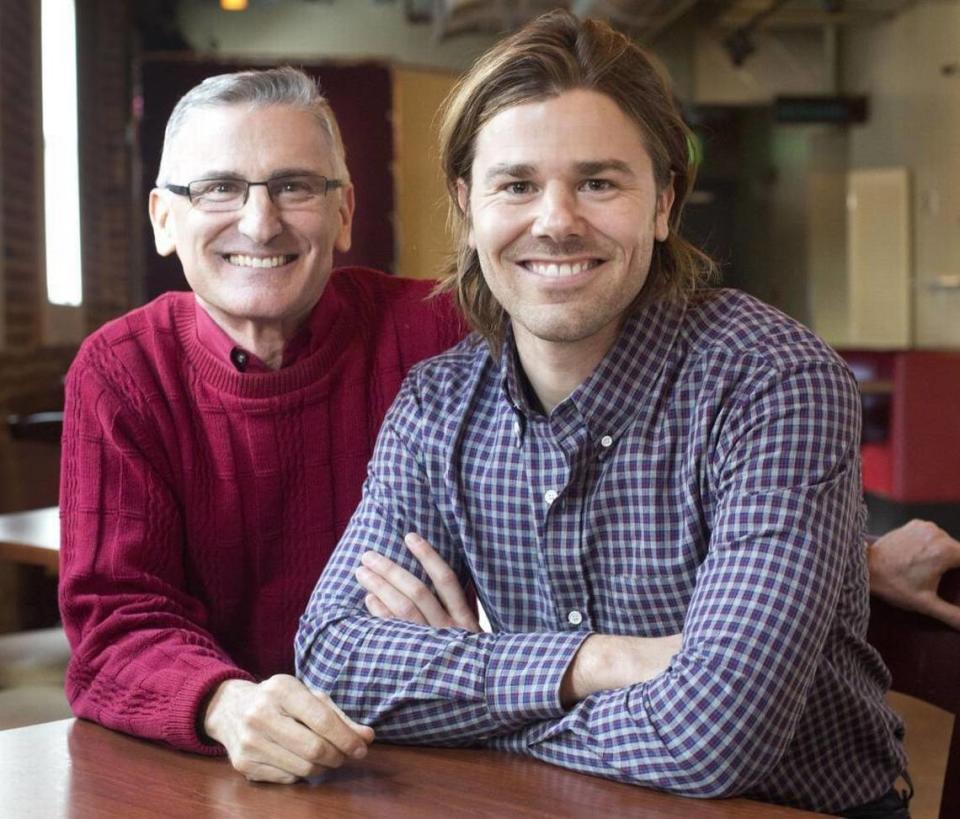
[0, 3, 958, 808]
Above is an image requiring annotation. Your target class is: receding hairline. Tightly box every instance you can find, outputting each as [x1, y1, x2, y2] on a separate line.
[155, 65, 350, 186]
[156, 100, 346, 186]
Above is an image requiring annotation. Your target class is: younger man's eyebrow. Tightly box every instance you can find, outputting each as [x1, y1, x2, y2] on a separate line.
[575, 159, 634, 177]
[483, 163, 535, 183]
[481, 159, 635, 184]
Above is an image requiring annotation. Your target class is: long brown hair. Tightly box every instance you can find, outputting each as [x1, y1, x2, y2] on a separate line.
[436, 9, 715, 349]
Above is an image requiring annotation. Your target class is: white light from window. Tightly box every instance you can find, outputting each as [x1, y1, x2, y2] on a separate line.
[41, 0, 83, 306]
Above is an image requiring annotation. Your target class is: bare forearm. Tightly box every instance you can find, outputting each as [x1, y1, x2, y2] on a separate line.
[559, 633, 682, 706]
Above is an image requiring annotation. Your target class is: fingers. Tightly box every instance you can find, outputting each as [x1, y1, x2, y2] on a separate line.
[354, 536, 481, 632]
[356, 550, 452, 627]
[404, 534, 481, 632]
[364, 593, 393, 619]
[868, 520, 960, 632]
[210, 675, 373, 783]
[918, 594, 960, 632]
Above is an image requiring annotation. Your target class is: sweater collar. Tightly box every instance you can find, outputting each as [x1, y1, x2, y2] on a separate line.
[178, 274, 349, 398]
[193, 299, 318, 373]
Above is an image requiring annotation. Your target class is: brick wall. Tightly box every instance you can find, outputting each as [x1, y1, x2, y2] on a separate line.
[77, 0, 136, 335]
[0, 0, 134, 421]
[0, 0, 43, 353]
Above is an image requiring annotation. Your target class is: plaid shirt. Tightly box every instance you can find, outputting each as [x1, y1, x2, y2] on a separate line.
[296, 290, 905, 813]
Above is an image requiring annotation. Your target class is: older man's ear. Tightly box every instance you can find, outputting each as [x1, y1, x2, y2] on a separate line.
[148, 189, 177, 257]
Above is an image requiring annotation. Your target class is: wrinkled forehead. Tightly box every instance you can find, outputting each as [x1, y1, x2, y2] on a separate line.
[164, 102, 338, 180]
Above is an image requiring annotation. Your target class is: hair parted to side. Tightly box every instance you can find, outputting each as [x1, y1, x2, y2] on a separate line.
[156, 65, 349, 186]
[436, 9, 715, 349]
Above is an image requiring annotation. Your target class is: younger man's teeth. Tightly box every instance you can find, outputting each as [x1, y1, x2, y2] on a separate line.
[528, 260, 593, 277]
[227, 254, 289, 268]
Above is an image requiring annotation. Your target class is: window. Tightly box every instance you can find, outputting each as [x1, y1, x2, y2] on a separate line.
[41, 0, 82, 307]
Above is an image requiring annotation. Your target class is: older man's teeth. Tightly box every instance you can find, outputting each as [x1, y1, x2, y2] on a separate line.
[227, 254, 292, 268]
[526, 260, 596, 278]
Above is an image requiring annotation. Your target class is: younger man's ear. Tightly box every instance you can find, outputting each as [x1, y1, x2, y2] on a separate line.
[654, 174, 676, 243]
[455, 179, 475, 249]
[148, 189, 177, 257]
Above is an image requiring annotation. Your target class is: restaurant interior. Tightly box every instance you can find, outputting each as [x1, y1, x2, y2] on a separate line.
[0, 1, 957, 816]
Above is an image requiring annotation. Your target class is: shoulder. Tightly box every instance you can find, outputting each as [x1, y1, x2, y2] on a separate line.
[328, 266, 434, 310]
[676, 291, 860, 441]
[329, 266, 466, 366]
[398, 336, 491, 415]
[69, 292, 192, 388]
[682, 289, 850, 378]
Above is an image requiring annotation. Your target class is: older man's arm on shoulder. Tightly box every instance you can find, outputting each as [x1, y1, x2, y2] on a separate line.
[59, 354, 371, 783]
[867, 520, 960, 630]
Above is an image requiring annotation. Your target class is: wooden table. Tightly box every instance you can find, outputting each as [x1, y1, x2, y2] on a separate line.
[0, 719, 821, 818]
[0, 506, 59, 572]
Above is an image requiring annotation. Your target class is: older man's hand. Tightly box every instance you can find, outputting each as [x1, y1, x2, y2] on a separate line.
[868, 519, 960, 631]
[203, 675, 374, 783]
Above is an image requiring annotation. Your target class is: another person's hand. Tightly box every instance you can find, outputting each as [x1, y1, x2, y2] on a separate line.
[356, 533, 481, 632]
[868, 519, 960, 631]
[203, 675, 374, 783]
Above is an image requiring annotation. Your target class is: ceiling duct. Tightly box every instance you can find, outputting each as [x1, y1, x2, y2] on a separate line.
[429, 0, 704, 41]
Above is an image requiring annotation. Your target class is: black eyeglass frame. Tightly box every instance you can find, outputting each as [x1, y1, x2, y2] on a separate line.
[163, 175, 344, 210]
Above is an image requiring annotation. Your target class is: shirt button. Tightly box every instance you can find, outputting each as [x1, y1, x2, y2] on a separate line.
[544, 489, 559, 505]
[600, 435, 614, 448]
[567, 610, 583, 626]
[230, 348, 249, 372]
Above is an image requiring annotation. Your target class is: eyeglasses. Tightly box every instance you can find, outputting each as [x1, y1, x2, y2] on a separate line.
[164, 174, 343, 212]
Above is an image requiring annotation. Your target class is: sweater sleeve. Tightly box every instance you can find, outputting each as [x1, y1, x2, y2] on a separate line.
[58, 345, 252, 754]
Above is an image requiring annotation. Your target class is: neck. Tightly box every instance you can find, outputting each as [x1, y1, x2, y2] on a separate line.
[196, 297, 312, 371]
[513, 320, 620, 415]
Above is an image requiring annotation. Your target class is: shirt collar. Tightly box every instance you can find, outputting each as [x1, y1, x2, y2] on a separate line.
[193, 294, 334, 373]
[499, 297, 685, 446]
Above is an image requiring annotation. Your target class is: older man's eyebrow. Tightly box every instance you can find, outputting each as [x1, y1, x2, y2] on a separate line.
[575, 159, 634, 177]
[483, 163, 536, 183]
[189, 167, 324, 181]
[189, 170, 245, 181]
[267, 167, 329, 179]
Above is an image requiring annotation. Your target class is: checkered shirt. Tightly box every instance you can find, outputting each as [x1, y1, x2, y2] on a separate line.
[296, 289, 906, 813]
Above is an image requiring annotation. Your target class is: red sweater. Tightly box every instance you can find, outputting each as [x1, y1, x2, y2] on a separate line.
[59, 268, 464, 754]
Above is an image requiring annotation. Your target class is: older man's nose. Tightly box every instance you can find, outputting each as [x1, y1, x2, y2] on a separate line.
[237, 186, 283, 244]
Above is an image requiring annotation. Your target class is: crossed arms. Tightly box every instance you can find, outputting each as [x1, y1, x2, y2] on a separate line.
[295, 360, 881, 799]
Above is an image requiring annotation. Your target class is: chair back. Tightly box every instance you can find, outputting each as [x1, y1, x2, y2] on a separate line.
[867, 570, 960, 819]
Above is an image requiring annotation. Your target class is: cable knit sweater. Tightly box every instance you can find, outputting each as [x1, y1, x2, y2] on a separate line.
[58, 267, 464, 754]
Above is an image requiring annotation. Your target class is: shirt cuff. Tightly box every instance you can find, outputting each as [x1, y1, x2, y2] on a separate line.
[485, 630, 590, 726]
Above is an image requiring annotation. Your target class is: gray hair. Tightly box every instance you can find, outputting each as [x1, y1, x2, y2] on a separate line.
[155, 66, 349, 185]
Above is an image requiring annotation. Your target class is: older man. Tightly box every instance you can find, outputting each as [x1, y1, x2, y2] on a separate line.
[296, 12, 913, 816]
[58, 67, 462, 783]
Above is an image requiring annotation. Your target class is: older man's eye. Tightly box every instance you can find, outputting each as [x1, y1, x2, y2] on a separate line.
[194, 180, 243, 198]
[278, 179, 310, 193]
[272, 177, 325, 202]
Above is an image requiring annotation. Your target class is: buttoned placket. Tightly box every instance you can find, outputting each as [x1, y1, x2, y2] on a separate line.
[521, 401, 595, 631]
